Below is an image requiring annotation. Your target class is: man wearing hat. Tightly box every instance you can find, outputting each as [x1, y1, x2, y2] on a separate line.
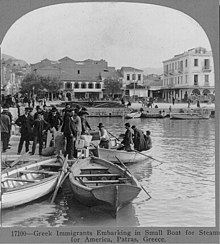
[97, 123, 110, 149]
[15, 107, 34, 154]
[118, 123, 134, 151]
[1, 106, 13, 147]
[31, 111, 50, 155]
[48, 107, 63, 131]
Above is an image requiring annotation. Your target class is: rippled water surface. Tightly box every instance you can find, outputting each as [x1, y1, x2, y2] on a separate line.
[1, 117, 215, 227]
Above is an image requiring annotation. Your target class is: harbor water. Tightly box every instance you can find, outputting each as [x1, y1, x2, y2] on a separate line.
[1, 117, 215, 227]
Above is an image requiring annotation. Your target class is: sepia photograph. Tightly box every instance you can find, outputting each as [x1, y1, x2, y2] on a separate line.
[0, 0, 219, 243]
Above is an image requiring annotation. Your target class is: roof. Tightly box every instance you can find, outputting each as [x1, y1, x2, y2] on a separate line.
[121, 67, 143, 72]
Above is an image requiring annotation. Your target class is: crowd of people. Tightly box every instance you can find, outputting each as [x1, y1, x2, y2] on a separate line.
[1, 103, 152, 158]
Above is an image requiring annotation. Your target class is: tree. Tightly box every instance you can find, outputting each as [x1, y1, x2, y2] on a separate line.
[103, 78, 122, 97]
[20, 73, 63, 97]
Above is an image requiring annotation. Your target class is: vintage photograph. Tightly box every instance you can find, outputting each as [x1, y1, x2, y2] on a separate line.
[0, 1, 216, 229]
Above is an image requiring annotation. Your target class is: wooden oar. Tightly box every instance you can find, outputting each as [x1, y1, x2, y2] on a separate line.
[50, 155, 69, 203]
[7, 151, 30, 169]
[133, 149, 165, 165]
[115, 156, 151, 200]
[106, 130, 121, 142]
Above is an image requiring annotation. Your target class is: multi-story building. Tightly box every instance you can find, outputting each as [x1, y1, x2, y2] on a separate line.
[120, 67, 147, 98]
[162, 47, 215, 102]
[31, 57, 113, 100]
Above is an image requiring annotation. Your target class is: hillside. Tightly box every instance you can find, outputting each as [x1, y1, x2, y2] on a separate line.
[142, 67, 163, 76]
[2, 53, 29, 66]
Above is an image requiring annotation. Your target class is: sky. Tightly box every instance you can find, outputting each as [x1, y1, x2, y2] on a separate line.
[1, 2, 211, 69]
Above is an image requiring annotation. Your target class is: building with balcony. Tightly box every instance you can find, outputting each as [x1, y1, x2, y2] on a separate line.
[162, 47, 215, 102]
[120, 67, 147, 98]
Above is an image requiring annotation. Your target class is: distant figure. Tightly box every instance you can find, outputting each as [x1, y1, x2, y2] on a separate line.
[155, 105, 158, 108]
[197, 100, 200, 108]
[97, 123, 110, 149]
[127, 101, 131, 108]
[1, 111, 11, 153]
[144, 130, 152, 150]
[188, 100, 191, 108]
[169, 106, 172, 112]
[172, 97, 175, 105]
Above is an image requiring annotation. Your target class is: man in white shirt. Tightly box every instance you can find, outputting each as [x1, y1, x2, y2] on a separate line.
[97, 123, 110, 149]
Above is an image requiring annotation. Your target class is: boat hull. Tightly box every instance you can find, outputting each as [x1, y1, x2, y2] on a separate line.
[68, 157, 141, 215]
[124, 112, 141, 119]
[1, 158, 61, 209]
[140, 113, 166, 118]
[97, 148, 152, 164]
[170, 113, 210, 120]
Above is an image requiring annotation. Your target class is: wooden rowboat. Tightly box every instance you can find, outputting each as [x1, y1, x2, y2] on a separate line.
[140, 112, 167, 118]
[69, 156, 141, 216]
[97, 147, 152, 164]
[1, 156, 63, 209]
[124, 112, 141, 119]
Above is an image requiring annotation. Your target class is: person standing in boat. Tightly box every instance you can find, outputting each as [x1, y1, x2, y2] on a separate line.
[144, 130, 152, 150]
[131, 125, 147, 152]
[97, 123, 110, 149]
[31, 111, 50, 155]
[118, 122, 134, 151]
[73, 108, 82, 139]
[15, 107, 34, 154]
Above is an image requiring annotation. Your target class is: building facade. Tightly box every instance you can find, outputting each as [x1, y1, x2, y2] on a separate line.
[120, 67, 147, 98]
[162, 47, 215, 102]
[31, 57, 112, 100]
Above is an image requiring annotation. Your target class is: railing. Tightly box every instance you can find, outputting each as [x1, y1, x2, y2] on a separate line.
[202, 66, 212, 72]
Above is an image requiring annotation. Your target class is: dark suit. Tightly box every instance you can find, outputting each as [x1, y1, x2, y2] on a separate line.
[15, 114, 34, 154]
[47, 112, 63, 131]
[121, 128, 134, 151]
[63, 115, 77, 159]
[31, 118, 50, 155]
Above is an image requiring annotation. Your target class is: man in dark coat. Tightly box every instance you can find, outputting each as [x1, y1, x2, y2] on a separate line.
[80, 111, 91, 135]
[47, 107, 63, 131]
[1, 107, 13, 147]
[62, 110, 77, 159]
[131, 125, 147, 151]
[1, 112, 11, 152]
[118, 122, 134, 151]
[15, 107, 34, 154]
[31, 112, 50, 155]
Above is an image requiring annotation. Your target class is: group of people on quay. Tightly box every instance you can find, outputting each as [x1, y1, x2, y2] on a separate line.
[98, 122, 152, 152]
[1, 102, 152, 158]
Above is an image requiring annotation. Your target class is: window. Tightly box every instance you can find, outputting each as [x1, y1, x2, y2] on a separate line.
[127, 74, 130, 80]
[78, 70, 80, 74]
[65, 82, 72, 89]
[74, 82, 79, 89]
[177, 77, 179, 84]
[194, 59, 198, 66]
[81, 82, 87, 89]
[175, 62, 177, 70]
[194, 75, 198, 85]
[204, 59, 210, 69]
[88, 83, 93, 89]
[172, 63, 174, 72]
[138, 74, 141, 81]
[132, 74, 136, 81]
[185, 75, 188, 84]
[96, 83, 101, 89]
[205, 75, 209, 84]
[185, 59, 187, 67]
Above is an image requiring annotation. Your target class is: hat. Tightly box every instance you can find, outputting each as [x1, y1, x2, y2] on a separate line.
[125, 122, 130, 127]
[97, 123, 104, 128]
[131, 125, 136, 129]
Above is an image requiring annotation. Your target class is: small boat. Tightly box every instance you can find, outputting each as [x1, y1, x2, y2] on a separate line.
[1, 156, 63, 209]
[68, 156, 142, 216]
[97, 147, 152, 164]
[170, 108, 211, 120]
[140, 111, 167, 118]
[124, 112, 141, 119]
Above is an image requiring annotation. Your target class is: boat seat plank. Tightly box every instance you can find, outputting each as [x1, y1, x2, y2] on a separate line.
[41, 163, 62, 167]
[74, 174, 121, 178]
[83, 180, 120, 184]
[20, 170, 58, 175]
[2, 177, 39, 183]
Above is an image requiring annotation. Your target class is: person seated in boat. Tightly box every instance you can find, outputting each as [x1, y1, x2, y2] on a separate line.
[117, 123, 134, 151]
[131, 125, 147, 152]
[97, 123, 110, 149]
[144, 130, 152, 150]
